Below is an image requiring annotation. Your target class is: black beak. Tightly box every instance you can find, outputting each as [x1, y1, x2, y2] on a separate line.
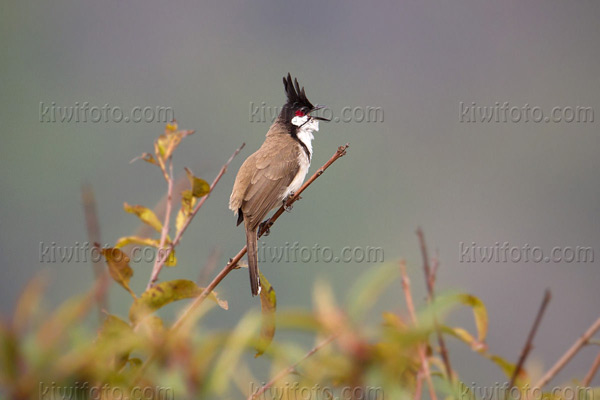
[310, 104, 331, 121]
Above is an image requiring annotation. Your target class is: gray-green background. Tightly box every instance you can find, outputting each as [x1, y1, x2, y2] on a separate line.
[2, 0, 599, 387]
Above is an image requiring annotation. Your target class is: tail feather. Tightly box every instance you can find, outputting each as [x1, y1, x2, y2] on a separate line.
[245, 226, 260, 296]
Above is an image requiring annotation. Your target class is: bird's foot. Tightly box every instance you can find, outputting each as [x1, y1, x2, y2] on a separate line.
[259, 220, 271, 236]
[283, 192, 300, 212]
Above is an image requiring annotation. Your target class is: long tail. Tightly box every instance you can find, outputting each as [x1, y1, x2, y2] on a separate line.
[245, 225, 260, 296]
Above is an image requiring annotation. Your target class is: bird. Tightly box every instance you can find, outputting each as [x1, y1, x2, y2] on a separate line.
[229, 73, 329, 296]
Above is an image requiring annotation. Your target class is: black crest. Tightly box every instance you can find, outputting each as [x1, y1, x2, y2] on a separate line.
[282, 73, 314, 110]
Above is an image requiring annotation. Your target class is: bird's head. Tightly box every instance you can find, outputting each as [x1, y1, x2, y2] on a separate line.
[279, 73, 329, 132]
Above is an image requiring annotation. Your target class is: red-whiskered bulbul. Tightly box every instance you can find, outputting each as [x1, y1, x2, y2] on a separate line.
[229, 73, 329, 296]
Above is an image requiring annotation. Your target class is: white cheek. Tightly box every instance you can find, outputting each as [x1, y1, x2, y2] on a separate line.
[291, 115, 308, 127]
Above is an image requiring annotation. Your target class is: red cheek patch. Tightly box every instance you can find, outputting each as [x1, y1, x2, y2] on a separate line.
[295, 110, 305, 117]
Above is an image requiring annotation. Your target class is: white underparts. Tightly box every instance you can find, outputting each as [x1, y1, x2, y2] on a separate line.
[291, 115, 319, 158]
[285, 116, 319, 199]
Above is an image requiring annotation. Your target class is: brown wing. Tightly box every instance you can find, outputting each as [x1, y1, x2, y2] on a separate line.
[241, 141, 301, 229]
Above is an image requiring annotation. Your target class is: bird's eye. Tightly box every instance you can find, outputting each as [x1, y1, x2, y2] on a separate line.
[295, 110, 305, 117]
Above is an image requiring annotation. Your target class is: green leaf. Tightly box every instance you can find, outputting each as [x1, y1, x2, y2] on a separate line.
[102, 248, 136, 298]
[455, 293, 488, 342]
[255, 271, 277, 357]
[129, 279, 227, 324]
[123, 203, 163, 233]
[185, 168, 210, 198]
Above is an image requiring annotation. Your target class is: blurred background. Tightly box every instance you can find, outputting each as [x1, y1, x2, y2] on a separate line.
[1, 0, 599, 388]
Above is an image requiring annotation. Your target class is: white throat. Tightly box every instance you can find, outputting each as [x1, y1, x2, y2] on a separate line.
[291, 115, 319, 158]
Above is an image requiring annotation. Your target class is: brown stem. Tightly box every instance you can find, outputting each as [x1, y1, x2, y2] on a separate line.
[171, 144, 349, 331]
[507, 290, 551, 392]
[535, 316, 600, 388]
[582, 349, 600, 387]
[146, 143, 245, 289]
[400, 260, 438, 400]
[147, 159, 174, 290]
[81, 183, 109, 321]
[416, 228, 453, 381]
[248, 334, 337, 400]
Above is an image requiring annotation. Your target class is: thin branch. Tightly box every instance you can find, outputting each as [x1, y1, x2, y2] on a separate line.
[414, 371, 423, 400]
[81, 183, 109, 322]
[400, 260, 438, 400]
[259, 144, 350, 236]
[146, 143, 245, 288]
[248, 334, 337, 400]
[171, 144, 349, 331]
[582, 349, 600, 387]
[416, 228, 453, 381]
[535, 316, 600, 388]
[416, 228, 433, 294]
[147, 159, 174, 290]
[133, 175, 189, 241]
[507, 290, 551, 392]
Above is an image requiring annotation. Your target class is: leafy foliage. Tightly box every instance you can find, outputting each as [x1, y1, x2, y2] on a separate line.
[1, 123, 597, 399]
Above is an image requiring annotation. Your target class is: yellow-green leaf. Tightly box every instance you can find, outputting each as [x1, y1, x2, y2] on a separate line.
[156, 128, 193, 161]
[131, 152, 158, 166]
[163, 248, 177, 267]
[115, 236, 160, 249]
[97, 314, 135, 369]
[255, 271, 277, 357]
[176, 190, 197, 233]
[123, 203, 163, 233]
[441, 325, 487, 352]
[129, 279, 227, 324]
[114, 236, 176, 267]
[99, 314, 132, 339]
[185, 168, 210, 198]
[102, 248, 136, 298]
[455, 293, 488, 342]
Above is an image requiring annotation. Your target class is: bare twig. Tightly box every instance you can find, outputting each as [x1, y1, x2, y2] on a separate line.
[535, 316, 600, 388]
[146, 143, 245, 288]
[507, 290, 551, 392]
[171, 144, 349, 331]
[81, 183, 109, 321]
[416, 228, 453, 380]
[248, 334, 337, 400]
[147, 159, 174, 290]
[582, 349, 600, 387]
[399, 260, 437, 400]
